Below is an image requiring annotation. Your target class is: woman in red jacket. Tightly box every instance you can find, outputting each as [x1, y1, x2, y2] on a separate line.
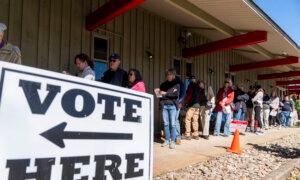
[214, 79, 235, 137]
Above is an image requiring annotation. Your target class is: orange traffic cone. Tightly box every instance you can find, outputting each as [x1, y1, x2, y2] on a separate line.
[227, 129, 242, 154]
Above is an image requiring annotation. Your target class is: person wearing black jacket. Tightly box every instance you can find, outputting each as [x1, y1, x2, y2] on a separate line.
[233, 84, 249, 121]
[157, 69, 180, 149]
[182, 76, 201, 140]
[100, 53, 128, 87]
[279, 95, 293, 128]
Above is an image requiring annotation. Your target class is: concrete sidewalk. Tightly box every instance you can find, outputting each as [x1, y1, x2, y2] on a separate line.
[153, 127, 300, 176]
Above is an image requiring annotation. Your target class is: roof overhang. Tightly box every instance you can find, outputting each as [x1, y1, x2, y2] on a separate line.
[141, 0, 300, 72]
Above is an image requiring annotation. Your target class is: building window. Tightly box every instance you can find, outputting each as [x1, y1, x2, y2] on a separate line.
[94, 36, 108, 61]
[92, 35, 108, 80]
[173, 59, 181, 76]
[186, 62, 192, 77]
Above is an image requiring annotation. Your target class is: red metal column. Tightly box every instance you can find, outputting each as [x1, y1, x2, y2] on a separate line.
[182, 31, 267, 58]
[230, 56, 298, 72]
[86, 0, 145, 31]
[258, 71, 300, 80]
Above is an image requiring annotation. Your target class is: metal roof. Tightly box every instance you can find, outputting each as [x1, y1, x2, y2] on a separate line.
[141, 0, 300, 71]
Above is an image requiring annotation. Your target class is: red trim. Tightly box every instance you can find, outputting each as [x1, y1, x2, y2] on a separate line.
[276, 80, 300, 86]
[86, 0, 145, 31]
[288, 90, 300, 94]
[182, 31, 267, 58]
[258, 71, 300, 80]
[287, 86, 300, 90]
[230, 56, 298, 72]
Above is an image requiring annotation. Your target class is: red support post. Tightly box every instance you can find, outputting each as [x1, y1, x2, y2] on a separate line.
[182, 31, 267, 58]
[86, 0, 145, 31]
[257, 71, 300, 80]
[230, 56, 298, 72]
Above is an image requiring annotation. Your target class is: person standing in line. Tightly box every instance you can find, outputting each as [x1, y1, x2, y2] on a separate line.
[128, 69, 146, 92]
[246, 86, 256, 130]
[252, 85, 264, 135]
[201, 86, 215, 140]
[182, 76, 201, 140]
[233, 83, 249, 121]
[74, 53, 95, 80]
[174, 75, 185, 145]
[269, 91, 280, 127]
[157, 69, 180, 149]
[214, 79, 235, 137]
[262, 90, 271, 130]
[0, 23, 21, 64]
[279, 95, 293, 128]
[101, 53, 128, 87]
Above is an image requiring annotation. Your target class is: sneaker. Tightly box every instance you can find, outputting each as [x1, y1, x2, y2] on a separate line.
[255, 132, 263, 136]
[182, 135, 192, 140]
[161, 141, 169, 147]
[169, 142, 175, 149]
[176, 139, 181, 145]
[203, 135, 209, 140]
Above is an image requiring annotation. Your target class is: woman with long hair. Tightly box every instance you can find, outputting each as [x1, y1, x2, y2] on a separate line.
[128, 69, 146, 92]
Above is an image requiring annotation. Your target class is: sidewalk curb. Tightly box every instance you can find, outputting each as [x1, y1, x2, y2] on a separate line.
[263, 158, 300, 180]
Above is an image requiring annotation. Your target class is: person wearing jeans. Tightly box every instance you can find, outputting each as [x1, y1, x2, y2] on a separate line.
[157, 69, 179, 149]
[214, 79, 234, 137]
[279, 95, 293, 128]
[233, 83, 249, 121]
[162, 105, 177, 144]
[174, 75, 185, 145]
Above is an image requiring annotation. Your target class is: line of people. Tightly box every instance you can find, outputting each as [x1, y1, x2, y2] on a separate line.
[156, 70, 298, 149]
[72, 52, 146, 92]
[72, 53, 298, 150]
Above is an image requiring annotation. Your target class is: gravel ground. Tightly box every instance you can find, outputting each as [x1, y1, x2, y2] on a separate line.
[154, 133, 300, 180]
[288, 168, 300, 180]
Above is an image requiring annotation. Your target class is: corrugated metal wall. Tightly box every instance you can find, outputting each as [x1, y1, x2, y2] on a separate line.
[0, 0, 279, 132]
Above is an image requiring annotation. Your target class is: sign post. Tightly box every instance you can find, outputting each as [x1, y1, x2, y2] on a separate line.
[0, 61, 153, 180]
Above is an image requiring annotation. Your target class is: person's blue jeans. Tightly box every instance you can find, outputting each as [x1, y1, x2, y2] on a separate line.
[234, 108, 245, 121]
[280, 111, 291, 127]
[175, 108, 181, 140]
[214, 112, 232, 136]
[162, 105, 177, 143]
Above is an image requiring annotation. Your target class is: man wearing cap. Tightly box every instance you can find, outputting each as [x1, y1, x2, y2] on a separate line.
[100, 53, 128, 87]
[0, 23, 21, 64]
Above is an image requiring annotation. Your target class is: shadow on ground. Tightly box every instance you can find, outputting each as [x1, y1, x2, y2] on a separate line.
[247, 143, 300, 159]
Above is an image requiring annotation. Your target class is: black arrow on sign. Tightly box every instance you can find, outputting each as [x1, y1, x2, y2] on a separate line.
[40, 122, 133, 148]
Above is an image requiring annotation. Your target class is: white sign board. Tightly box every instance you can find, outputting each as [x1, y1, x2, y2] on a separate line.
[0, 61, 153, 180]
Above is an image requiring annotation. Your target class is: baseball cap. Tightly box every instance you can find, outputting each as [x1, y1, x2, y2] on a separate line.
[109, 53, 120, 61]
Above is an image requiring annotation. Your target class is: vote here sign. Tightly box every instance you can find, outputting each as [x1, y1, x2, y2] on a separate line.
[0, 61, 153, 180]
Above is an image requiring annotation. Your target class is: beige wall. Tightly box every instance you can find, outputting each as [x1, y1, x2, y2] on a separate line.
[0, 0, 279, 132]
